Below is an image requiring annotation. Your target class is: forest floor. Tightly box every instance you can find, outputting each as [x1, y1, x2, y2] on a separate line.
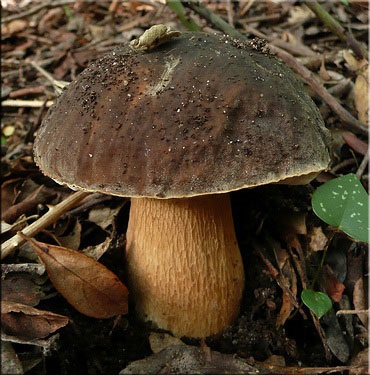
[1, 1, 369, 374]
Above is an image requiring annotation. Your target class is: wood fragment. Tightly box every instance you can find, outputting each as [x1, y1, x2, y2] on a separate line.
[356, 154, 369, 179]
[9, 86, 45, 98]
[2, 99, 54, 108]
[1, 191, 90, 260]
[336, 309, 369, 316]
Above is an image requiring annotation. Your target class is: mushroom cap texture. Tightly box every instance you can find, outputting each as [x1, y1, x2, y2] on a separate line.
[34, 32, 330, 198]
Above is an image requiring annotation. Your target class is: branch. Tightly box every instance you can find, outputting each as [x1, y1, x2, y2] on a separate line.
[1, 191, 90, 260]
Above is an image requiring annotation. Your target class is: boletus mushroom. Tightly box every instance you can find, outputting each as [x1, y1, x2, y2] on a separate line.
[34, 26, 330, 338]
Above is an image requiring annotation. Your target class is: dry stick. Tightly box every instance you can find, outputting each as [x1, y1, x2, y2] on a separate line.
[305, 1, 368, 60]
[28, 60, 69, 95]
[356, 153, 369, 179]
[9, 86, 45, 98]
[184, 1, 368, 136]
[2, 99, 54, 108]
[1, 191, 89, 260]
[336, 309, 369, 316]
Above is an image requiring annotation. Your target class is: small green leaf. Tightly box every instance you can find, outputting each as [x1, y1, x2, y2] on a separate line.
[312, 174, 369, 242]
[301, 289, 332, 318]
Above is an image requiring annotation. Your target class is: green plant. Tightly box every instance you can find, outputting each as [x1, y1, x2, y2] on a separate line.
[301, 289, 332, 319]
[312, 173, 368, 243]
[302, 174, 369, 318]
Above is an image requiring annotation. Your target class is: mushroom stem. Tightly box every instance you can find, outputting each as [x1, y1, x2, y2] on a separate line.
[126, 194, 245, 338]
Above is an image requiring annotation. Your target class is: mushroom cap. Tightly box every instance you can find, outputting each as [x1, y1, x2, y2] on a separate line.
[34, 32, 330, 198]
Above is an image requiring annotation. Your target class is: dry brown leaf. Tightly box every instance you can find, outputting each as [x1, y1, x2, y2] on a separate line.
[56, 219, 82, 250]
[309, 227, 328, 252]
[149, 332, 185, 354]
[82, 236, 113, 260]
[2, 19, 28, 35]
[349, 347, 369, 375]
[353, 277, 368, 327]
[22, 235, 128, 318]
[323, 265, 345, 303]
[343, 51, 369, 124]
[354, 64, 369, 124]
[88, 204, 125, 231]
[1, 341, 24, 375]
[37, 8, 65, 34]
[1, 301, 69, 340]
[1, 274, 45, 307]
[276, 288, 294, 328]
[287, 5, 314, 24]
[276, 257, 297, 327]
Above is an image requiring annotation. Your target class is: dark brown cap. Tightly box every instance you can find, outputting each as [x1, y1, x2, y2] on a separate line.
[34, 31, 330, 198]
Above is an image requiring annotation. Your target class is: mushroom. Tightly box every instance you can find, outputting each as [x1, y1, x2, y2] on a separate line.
[34, 27, 330, 338]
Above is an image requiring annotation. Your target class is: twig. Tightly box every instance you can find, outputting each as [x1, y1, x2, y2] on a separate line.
[183, 1, 368, 135]
[330, 159, 356, 173]
[1, 191, 90, 260]
[28, 60, 69, 95]
[356, 153, 369, 179]
[239, 0, 255, 17]
[226, 0, 234, 27]
[2, 99, 54, 108]
[9, 86, 45, 98]
[336, 309, 369, 316]
[304, 1, 368, 60]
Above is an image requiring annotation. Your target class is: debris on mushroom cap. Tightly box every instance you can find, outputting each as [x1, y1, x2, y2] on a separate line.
[34, 31, 330, 199]
[130, 24, 181, 51]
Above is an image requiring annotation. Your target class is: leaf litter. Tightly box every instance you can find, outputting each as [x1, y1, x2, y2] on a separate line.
[21, 234, 129, 319]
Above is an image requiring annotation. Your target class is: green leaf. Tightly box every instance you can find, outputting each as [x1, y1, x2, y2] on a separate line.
[166, 0, 201, 31]
[312, 174, 369, 242]
[301, 289, 332, 318]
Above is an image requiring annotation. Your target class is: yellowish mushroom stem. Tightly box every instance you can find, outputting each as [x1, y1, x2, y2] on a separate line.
[126, 193, 245, 338]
